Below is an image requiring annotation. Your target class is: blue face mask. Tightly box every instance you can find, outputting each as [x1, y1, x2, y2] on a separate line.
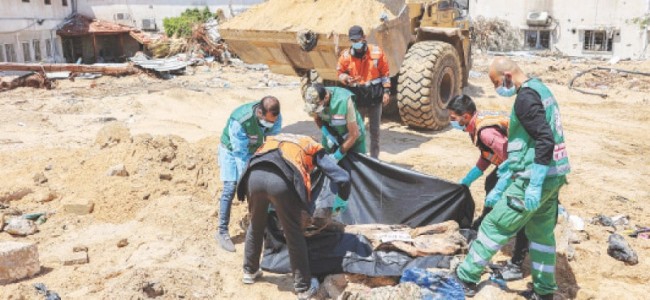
[450, 120, 466, 131]
[352, 42, 364, 50]
[496, 77, 517, 97]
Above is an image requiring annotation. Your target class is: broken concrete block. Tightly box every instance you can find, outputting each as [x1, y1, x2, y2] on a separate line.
[106, 164, 129, 177]
[63, 251, 88, 266]
[4, 218, 38, 236]
[62, 198, 95, 215]
[33, 172, 48, 185]
[323, 274, 348, 299]
[0, 241, 40, 284]
[0, 187, 33, 202]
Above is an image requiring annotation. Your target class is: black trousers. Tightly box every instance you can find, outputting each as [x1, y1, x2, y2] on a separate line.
[473, 168, 530, 265]
[243, 164, 310, 292]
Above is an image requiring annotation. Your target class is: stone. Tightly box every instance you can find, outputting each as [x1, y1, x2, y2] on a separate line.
[73, 245, 88, 253]
[106, 164, 129, 177]
[33, 172, 48, 185]
[95, 122, 132, 149]
[32, 190, 57, 203]
[0, 241, 40, 284]
[0, 213, 4, 232]
[4, 218, 38, 236]
[0, 187, 33, 202]
[117, 239, 129, 248]
[323, 274, 348, 299]
[159, 173, 172, 181]
[62, 198, 95, 215]
[44, 164, 53, 171]
[142, 281, 165, 298]
[63, 251, 88, 266]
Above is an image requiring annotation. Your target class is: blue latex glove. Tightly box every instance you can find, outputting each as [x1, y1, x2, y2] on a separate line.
[460, 166, 484, 187]
[321, 126, 339, 149]
[329, 149, 345, 162]
[485, 170, 512, 208]
[524, 163, 550, 211]
[332, 195, 348, 214]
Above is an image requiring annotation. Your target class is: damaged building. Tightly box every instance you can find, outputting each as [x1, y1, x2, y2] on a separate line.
[469, 0, 650, 59]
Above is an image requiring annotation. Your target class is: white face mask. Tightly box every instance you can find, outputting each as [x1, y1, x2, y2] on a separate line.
[259, 118, 275, 128]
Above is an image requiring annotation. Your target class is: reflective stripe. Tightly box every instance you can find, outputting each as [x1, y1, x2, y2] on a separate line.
[470, 249, 488, 267]
[331, 119, 347, 126]
[507, 140, 525, 152]
[364, 78, 382, 86]
[477, 231, 501, 251]
[516, 164, 571, 178]
[530, 242, 555, 254]
[542, 97, 557, 108]
[532, 262, 555, 273]
[381, 76, 390, 84]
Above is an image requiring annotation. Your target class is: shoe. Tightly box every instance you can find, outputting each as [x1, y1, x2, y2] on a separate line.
[521, 290, 554, 300]
[296, 278, 319, 300]
[451, 270, 478, 297]
[242, 269, 263, 284]
[215, 232, 236, 252]
[501, 259, 523, 281]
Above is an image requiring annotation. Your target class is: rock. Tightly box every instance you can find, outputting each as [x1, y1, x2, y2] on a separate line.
[0, 187, 34, 202]
[61, 198, 95, 215]
[73, 245, 88, 253]
[95, 122, 132, 149]
[106, 164, 129, 177]
[4, 218, 38, 236]
[159, 173, 172, 181]
[142, 193, 151, 200]
[62, 251, 88, 266]
[0, 241, 41, 285]
[32, 190, 57, 203]
[142, 281, 165, 298]
[607, 233, 638, 265]
[0, 241, 40, 284]
[323, 274, 347, 299]
[117, 239, 129, 248]
[44, 164, 53, 171]
[0, 213, 4, 231]
[33, 172, 48, 185]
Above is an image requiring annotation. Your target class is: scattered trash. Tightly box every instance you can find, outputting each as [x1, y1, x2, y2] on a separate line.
[621, 227, 650, 238]
[607, 233, 638, 265]
[569, 215, 585, 231]
[569, 67, 650, 98]
[592, 214, 614, 227]
[400, 268, 464, 299]
[472, 16, 523, 52]
[608, 56, 621, 65]
[4, 218, 38, 236]
[33, 283, 62, 300]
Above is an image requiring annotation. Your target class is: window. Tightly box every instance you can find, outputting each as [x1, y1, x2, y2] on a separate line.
[0, 46, 5, 62]
[524, 30, 551, 50]
[45, 39, 52, 57]
[33, 40, 41, 61]
[5, 44, 17, 62]
[22, 42, 31, 62]
[62, 0, 68, 6]
[45, 0, 51, 4]
[584, 30, 613, 52]
[22, 0, 29, 3]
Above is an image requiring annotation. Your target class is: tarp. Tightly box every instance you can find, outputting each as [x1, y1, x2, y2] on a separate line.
[259, 152, 475, 275]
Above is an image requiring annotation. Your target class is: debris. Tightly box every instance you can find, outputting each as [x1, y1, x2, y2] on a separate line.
[95, 122, 132, 149]
[400, 268, 465, 299]
[340, 281, 422, 300]
[33, 283, 62, 300]
[0, 187, 34, 202]
[607, 233, 638, 265]
[608, 56, 621, 65]
[0, 213, 4, 231]
[22, 212, 46, 221]
[45, 164, 53, 171]
[33, 172, 48, 185]
[117, 238, 129, 248]
[32, 190, 58, 203]
[159, 173, 173, 181]
[0, 241, 41, 284]
[569, 215, 585, 231]
[63, 251, 89, 266]
[569, 67, 650, 98]
[323, 274, 347, 299]
[0, 62, 139, 77]
[61, 198, 95, 215]
[468, 70, 483, 78]
[106, 164, 130, 177]
[0, 72, 53, 91]
[142, 281, 165, 298]
[472, 16, 522, 52]
[4, 218, 38, 236]
[73, 245, 88, 253]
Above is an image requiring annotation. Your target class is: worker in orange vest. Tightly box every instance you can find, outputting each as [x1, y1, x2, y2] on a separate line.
[236, 133, 351, 300]
[337, 25, 390, 158]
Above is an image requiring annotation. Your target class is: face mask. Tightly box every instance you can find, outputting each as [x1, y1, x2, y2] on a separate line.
[259, 118, 275, 128]
[450, 120, 466, 131]
[351, 41, 367, 58]
[496, 77, 517, 97]
[303, 103, 325, 116]
[352, 42, 364, 50]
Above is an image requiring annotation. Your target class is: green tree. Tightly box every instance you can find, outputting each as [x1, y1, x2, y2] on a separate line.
[163, 7, 215, 38]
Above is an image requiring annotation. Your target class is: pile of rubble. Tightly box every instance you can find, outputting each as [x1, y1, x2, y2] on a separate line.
[472, 16, 523, 52]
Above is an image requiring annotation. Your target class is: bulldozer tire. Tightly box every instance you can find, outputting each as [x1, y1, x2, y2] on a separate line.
[397, 41, 462, 131]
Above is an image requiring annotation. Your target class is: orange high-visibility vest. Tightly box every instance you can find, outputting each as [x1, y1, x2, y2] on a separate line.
[470, 113, 509, 166]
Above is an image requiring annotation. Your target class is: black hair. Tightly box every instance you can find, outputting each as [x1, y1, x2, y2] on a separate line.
[447, 94, 476, 115]
[311, 82, 327, 101]
[260, 96, 280, 116]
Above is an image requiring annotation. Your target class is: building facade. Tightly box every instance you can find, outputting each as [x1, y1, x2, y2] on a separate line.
[0, 0, 73, 63]
[469, 0, 650, 59]
[76, 0, 262, 34]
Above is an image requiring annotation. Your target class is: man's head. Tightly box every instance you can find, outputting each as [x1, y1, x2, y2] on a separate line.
[447, 94, 476, 131]
[256, 96, 280, 128]
[488, 57, 528, 98]
[303, 83, 330, 116]
[348, 25, 367, 58]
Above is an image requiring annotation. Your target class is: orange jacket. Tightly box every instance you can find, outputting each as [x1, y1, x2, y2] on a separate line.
[254, 134, 323, 199]
[337, 44, 390, 88]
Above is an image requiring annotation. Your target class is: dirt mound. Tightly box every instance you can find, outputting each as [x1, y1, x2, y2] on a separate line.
[221, 0, 396, 34]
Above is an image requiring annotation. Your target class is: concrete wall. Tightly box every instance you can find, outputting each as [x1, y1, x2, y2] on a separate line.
[77, 0, 263, 33]
[469, 0, 650, 59]
[0, 0, 72, 62]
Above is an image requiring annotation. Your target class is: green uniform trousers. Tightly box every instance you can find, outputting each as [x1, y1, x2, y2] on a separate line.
[457, 175, 566, 295]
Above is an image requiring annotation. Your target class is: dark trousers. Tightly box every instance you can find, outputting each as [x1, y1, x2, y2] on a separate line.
[473, 168, 529, 265]
[243, 165, 310, 292]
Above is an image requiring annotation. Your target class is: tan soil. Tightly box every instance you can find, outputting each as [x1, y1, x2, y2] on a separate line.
[0, 54, 649, 299]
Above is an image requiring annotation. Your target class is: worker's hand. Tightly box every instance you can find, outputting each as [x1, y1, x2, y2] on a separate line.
[321, 126, 339, 148]
[459, 166, 483, 187]
[329, 149, 345, 162]
[332, 195, 348, 214]
[523, 164, 550, 211]
[382, 93, 390, 106]
[484, 170, 512, 208]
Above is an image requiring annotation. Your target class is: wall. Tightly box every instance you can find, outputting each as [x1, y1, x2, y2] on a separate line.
[0, 0, 72, 62]
[469, 0, 650, 58]
[77, 0, 262, 33]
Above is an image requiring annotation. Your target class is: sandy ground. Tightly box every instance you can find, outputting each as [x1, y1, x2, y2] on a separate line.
[1, 54, 649, 300]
